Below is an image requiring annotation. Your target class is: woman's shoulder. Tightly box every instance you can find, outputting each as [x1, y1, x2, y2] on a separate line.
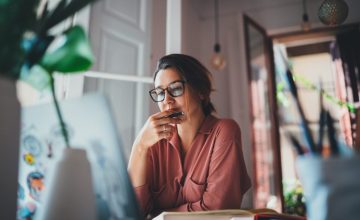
[209, 117, 242, 146]
[211, 117, 241, 136]
[215, 117, 240, 130]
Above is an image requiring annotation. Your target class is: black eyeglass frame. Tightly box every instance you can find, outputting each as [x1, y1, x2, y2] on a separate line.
[148, 80, 187, 102]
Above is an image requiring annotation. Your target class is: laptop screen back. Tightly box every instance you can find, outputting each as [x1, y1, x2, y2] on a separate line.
[17, 93, 141, 220]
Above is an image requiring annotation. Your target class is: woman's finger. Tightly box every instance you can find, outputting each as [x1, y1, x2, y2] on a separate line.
[154, 117, 182, 127]
[152, 109, 177, 119]
[157, 124, 174, 135]
[158, 128, 174, 139]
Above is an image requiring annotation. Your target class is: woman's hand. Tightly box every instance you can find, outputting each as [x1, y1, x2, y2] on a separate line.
[129, 110, 183, 187]
[133, 109, 183, 151]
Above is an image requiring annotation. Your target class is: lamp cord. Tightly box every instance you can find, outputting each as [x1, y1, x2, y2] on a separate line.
[215, 0, 219, 44]
[302, 0, 309, 22]
[302, 0, 308, 15]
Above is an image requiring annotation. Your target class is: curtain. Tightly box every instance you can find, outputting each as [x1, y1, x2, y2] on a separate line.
[331, 27, 360, 147]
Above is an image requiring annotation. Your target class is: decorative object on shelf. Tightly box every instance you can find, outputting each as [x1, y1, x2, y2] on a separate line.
[0, 0, 97, 219]
[210, 0, 226, 70]
[318, 0, 349, 26]
[301, 0, 311, 31]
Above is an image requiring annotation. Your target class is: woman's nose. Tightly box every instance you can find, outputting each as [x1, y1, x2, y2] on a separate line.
[164, 90, 175, 104]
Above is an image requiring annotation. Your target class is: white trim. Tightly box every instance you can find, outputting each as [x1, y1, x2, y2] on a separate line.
[63, 74, 85, 99]
[84, 71, 153, 84]
[166, 0, 182, 54]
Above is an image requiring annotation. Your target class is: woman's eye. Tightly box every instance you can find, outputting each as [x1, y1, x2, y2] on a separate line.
[172, 87, 182, 92]
[156, 90, 164, 96]
[170, 86, 183, 95]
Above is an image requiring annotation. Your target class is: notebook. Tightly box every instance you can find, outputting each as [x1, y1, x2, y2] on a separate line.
[153, 209, 306, 220]
[17, 93, 141, 220]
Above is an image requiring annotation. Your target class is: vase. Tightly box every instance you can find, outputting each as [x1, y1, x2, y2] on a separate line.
[0, 76, 21, 219]
[36, 148, 97, 220]
[296, 155, 360, 220]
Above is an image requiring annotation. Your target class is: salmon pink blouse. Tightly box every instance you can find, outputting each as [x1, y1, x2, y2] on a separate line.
[134, 115, 251, 217]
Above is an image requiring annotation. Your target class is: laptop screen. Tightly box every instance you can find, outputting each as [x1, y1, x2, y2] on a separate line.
[17, 93, 141, 220]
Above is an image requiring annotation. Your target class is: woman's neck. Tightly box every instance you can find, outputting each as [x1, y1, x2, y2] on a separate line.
[177, 110, 206, 153]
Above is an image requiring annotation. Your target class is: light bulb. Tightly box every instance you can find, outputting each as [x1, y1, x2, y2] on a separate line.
[301, 13, 311, 31]
[211, 43, 226, 70]
[211, 52, 226, 70]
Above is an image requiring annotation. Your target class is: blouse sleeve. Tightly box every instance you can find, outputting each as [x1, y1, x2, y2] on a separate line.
[168, 119, 251, 211]
[133, 149, 155, 216]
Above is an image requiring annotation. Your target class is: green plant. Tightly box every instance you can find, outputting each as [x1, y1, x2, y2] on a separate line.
[283, 181, 306, 217]
[0, 0, 97, 147]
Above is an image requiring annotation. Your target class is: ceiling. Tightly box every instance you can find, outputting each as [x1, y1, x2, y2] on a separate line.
[191, 0, 359, 33]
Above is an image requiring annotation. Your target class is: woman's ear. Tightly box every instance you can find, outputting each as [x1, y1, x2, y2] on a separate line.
[199, 93, 204, 100]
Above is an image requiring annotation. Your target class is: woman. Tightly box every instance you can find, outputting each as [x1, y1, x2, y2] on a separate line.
[128, 54, 251, 217]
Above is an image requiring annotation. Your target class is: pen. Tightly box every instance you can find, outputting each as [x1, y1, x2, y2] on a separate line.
[326, 111, 339, 156]
[285, 69, 316, 154]
[163, 111, 184, 119]
[317, 80, 325, 155]
[287, 133, 305, 155]
[317, 108, 326, 155]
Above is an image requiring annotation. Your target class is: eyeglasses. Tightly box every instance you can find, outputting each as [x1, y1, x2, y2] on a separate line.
[149, 80, 186, 102]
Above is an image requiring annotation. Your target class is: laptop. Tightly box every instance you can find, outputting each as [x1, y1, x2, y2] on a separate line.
[17, 93, 141, 220]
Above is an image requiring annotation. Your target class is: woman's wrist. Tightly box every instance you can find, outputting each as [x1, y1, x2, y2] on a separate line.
[133, 142, 149, 155]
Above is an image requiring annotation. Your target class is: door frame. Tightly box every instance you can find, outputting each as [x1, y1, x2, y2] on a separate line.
[243, 14, 284, 211]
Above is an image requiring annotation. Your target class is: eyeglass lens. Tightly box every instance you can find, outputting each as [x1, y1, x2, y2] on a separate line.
[150, 81, 184, 102]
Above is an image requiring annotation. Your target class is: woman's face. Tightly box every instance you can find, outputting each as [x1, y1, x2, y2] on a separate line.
[154, 68, 203, 117]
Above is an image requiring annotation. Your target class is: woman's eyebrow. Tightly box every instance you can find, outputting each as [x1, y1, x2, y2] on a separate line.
[155, 80, 182, 89]
[154, 85, 165, 89]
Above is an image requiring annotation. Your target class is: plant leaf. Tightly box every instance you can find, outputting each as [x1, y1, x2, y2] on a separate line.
[39, 0, 97, 35]
[40, 25, 94, 73]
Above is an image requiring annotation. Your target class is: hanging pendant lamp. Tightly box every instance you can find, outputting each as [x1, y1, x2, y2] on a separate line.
[318, 0, 349, 26]
[301, 0, 311, 31]
[210, 0, 226, 70]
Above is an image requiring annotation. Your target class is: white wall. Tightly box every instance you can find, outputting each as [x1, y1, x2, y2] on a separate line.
[150, 0, 167, 73]
[181, 0, 360, 208]
[181, 1, 254, 207]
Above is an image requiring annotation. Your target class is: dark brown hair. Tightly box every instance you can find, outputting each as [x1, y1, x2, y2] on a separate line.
[153, 54, 216, 116]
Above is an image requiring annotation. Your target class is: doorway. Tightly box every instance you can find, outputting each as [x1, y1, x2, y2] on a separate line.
[245, 14, 359, 214]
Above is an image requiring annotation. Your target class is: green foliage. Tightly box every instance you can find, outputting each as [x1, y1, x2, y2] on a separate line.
[283, 182, 306, 217]
[40, 26, 94, 73]
[0, 0, 98, 148]
[0, 0, 38, 77]
[0, 0, 97, 78]
[276, 74, 356, 114]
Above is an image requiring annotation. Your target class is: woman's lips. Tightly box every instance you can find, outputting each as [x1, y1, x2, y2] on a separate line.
[166, 111, 184, 118]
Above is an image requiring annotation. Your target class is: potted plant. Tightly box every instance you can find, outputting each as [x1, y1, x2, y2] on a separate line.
[0, 0, 97, 219]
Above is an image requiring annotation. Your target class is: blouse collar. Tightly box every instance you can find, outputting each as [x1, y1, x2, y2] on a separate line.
[169, 114, 218, 147]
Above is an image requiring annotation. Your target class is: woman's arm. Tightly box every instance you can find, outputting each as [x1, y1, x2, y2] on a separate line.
[128, 142, 150, 187]
[128, 109, 183, 214]
[128, 144, 153, 216]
